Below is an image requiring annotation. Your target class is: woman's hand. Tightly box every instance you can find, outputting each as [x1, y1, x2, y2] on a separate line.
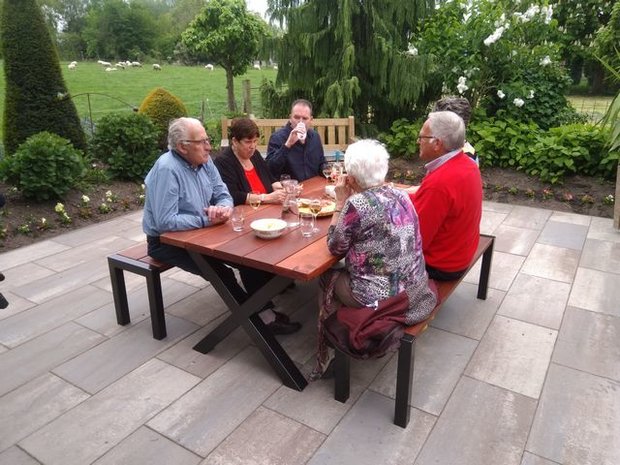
[267, 189, 287, 204]
[334, 174, 353, 208]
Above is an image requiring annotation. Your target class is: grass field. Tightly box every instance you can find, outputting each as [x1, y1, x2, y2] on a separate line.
[0, 60, 278, 141]
[567, 95, 613, 122]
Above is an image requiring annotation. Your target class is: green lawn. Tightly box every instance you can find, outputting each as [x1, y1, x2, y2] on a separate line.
[0, 60, 278, 141]
[567, 95, 613, 122]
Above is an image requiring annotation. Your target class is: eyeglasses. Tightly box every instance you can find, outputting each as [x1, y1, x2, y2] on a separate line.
[183, 138, 211, 145]
[417, 135, 436, 141]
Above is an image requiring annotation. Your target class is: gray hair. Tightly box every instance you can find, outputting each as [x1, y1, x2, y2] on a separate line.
[344, 139, 389, 189]
[167, 117, 203, 150]
[433, 96, 472, 126]
[427, 111, 465, 152]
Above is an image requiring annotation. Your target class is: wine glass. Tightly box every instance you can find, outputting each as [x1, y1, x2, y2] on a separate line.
[321, 162, 332, 182]
[330, 162, 343, 183]
[249, 191, 261, 210]
[308, 198, 322, 232]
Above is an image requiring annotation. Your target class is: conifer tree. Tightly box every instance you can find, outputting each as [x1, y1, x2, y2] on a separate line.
[268, 0, 433, 131]
[1, 0, 86, 154]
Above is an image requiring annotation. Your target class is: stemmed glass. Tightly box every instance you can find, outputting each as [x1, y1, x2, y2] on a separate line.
[330, 162, 343, 183]
[249, 191, 261, 210]
[321, 162, 332, 182]
[308, 198, 322, 233]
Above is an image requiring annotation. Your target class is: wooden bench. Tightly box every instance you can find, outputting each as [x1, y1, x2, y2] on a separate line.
[330, 234, 495, 428]
[220, 116, 356, 156]
[108, 242, 173, 340]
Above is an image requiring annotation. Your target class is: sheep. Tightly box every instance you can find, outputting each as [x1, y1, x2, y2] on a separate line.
[273, 64, 278, 70]
[105, 67, 118, 72]
[67, 62, 76, 70]
[97, 60, 112, 67]
[253, 63, 261, 70]
[205, 63, 214, 71]
[115, 62, 126, 70]
[131, 61, 142, 67]
[152, 63, 162, 71]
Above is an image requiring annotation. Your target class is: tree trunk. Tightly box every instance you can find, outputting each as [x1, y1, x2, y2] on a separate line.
[225, 68, 237, 112]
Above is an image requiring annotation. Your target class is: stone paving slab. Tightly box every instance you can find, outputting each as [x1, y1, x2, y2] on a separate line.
[465, 316, 557, 399]
[0, 322, 105, 396]
[205, 406, 325, 465]
[568, 267, 620, 317]
[92, 427, 202, 465]
[527, 364, 620, 465]
[370, 326, 477, 416]
[0, 373, 89, 453]
[307, 390, 435, 465]
[19, 359, 200, 465]
[415, 376, 537, 465]
[552, 306, 620, 382]
[147, 347, 282, 457]
[53, 315, 199, 394]
[0, 286, 111, 347]
[497, 273, 570, 330]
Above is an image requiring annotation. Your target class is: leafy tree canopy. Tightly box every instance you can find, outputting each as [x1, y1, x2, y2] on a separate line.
[266, 0, 433, 133]
[181, 0, 268, 111]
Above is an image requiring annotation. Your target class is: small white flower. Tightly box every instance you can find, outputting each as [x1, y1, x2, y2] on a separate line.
[81, 195, 90, 204]
[513, 98, 525, 107]
[41, 218, 47, 225]
[528, 90, 535, 99]
[406, 44, 418, 56]
[540, 56, 551, 66]
[497, 90, 506, 99]
[483, 26, 505, 46]
[105, 190, 112, 198]
[54, 202, 65, 213]
[456, 76, 469, 94]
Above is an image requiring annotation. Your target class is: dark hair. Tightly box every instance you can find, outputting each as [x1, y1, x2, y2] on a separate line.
[433, 97, 472, 126]
[229, 117, 260, 141]
[291, 98, 313, 114]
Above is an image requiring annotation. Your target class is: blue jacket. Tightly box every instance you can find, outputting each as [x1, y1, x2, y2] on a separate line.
[266, 122, 325, 181]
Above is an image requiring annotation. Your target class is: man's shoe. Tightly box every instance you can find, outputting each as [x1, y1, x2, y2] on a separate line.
[267, 319, 302, 335]
[273, 310, 291, 323]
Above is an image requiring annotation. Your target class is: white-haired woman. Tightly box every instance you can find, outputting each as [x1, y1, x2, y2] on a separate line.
[311, 139, 437, 379]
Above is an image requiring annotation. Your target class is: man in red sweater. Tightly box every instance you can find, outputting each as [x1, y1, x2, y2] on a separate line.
[409, 111, 482, 280]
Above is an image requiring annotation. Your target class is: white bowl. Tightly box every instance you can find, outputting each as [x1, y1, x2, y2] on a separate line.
[250, 218, 287, 239]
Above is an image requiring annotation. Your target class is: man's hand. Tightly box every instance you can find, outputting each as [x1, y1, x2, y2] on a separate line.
[284, 125, 306, 148]
[204, 205, 232, 225]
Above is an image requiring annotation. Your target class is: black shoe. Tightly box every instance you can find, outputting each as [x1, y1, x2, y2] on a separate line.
[267, 319, 302, 335]
[273, 310, 291, 323]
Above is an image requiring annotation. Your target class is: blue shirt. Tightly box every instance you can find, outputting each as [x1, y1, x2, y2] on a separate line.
[266, 122, 326, 181]
[142, 150, 233, 236]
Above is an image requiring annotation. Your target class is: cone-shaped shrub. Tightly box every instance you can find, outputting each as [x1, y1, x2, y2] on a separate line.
[1, 0, 86, 154]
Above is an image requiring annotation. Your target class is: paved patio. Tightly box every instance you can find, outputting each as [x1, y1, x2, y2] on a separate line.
[0, 201, 619, 465]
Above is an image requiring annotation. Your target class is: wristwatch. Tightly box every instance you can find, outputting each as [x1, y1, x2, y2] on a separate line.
[260, 194, 266, 202]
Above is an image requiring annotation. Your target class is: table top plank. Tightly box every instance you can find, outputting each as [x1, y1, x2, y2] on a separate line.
[161, 176, 339, 280]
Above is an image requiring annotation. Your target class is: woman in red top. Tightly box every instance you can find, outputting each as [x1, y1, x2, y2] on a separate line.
[214, 118, 286, 206]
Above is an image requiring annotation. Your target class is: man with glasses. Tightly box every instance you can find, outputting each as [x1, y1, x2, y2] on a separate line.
[266, 98, 326, 181]
[409, 111, 483, 281]
[143, 117, 275, 312]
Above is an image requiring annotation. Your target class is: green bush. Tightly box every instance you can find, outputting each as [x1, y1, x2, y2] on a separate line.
[527, 124, 618, 182]
[380, 118, 423, 158]
[138, 87, 188, 150]
[469, 116, 541, 168]
[469, 117, 619, 183]
[0, 132, 86, 201]
[90, 113, 159, 181]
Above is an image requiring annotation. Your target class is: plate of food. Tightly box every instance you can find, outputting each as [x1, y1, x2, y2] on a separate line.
[298, 200, 337, 217]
